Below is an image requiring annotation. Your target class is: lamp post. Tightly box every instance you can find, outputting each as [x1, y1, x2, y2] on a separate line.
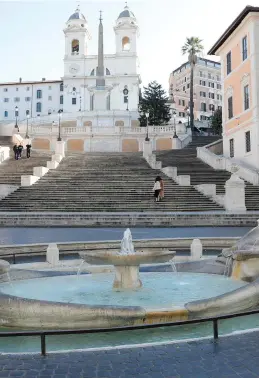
[173, 111, 178, 138]
[145, 112, 150, 141]
[186, 107, 190, 128]
[57, 110, 62, 141]
[15, 106, 18, 129]
[25, 114, 30, 139]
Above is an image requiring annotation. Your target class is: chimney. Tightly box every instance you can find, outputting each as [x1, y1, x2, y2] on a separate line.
[19, 77, 22, 83]
[42, 78, 46, 81]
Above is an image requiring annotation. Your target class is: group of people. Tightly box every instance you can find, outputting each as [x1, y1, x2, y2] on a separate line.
[153, 176, 165, 202]
[13, 143, 32, 160]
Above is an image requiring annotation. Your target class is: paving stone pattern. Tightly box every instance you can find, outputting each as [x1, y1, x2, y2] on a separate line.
[1, 332, 259, 377]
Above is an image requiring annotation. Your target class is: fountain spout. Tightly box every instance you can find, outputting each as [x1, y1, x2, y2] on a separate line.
[120, 228, 135, 255]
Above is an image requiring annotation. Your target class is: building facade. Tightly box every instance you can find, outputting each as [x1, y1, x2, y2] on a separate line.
[208, 6, 259, 169]
[169, 58, 222, 122]
[0, 5, 140, 125]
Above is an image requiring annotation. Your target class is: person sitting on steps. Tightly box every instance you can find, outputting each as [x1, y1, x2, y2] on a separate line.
[153, 177, 161, 202]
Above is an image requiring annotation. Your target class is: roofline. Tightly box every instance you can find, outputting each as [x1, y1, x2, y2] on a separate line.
[171, 57, 221, 75]
[0, 79, 63, 86]
[208, 5, 259, 55]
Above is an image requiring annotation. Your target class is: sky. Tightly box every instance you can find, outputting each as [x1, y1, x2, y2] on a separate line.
[0, 0, 257, 93]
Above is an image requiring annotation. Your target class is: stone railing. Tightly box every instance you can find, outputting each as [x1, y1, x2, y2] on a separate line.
[197, 141, 259, 185]
[0, 146, 10, 163]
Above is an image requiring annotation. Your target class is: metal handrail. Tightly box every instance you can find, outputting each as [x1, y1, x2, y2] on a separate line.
[0, 308, 259, 355]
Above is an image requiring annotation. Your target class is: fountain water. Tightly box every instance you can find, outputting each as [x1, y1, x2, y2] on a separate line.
[169, 258, 177, 272]
[80, 228, 176, 291]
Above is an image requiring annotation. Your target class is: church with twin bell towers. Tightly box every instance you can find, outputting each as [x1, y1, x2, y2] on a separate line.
[63, 3, 141, 124]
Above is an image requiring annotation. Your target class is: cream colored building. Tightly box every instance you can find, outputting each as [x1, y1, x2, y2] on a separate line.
[169, 58, 222, 122]
[208, 5, 259, 169]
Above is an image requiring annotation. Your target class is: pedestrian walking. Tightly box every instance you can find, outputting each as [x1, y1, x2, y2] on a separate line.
[26, 143, 31, 158]
[158, 176, 165, 201]
[18, 144, 23, 158]
[153, 177, 161, 202]
[13, 144, 18, 160]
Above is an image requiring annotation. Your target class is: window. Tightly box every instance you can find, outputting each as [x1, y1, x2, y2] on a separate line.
[227, 52, 232, 75]
[48, 86, 52, 90]
[122, 36, 130, 51]
[48, 96, 52, 101]
[14, 97, 20, 102]
[4, 98, 9, 103]
[36, 90, 42, 99]
[199, 71, 203, 77]
[183, 86, 185, 91]
[72, 39, 79, 54]
[48, 109, 52, 115]
[60, 83, 64, 92]
[216, 75, 220, 81]
[90, 94, 94, 111]
[209, 104, 215, 111]
[124, 96, 128, 103]
[201, 103, 207, 112]
[218, 106, 222, 111]
[200, 91, 206, 97]
[16, 88, 19, 92]
[209, 82, 215, 88]
[3, 88, 8, 92]
[25, 97, 31, 102]
[228, 96, 233, 119]
[230, 138, 234, 158]
[245, 131, 251, 153]
[4, 111, 8, 118]
[217, 84, 221, 90]
[26, 87, 30, 91]
[26, 110, 30, 116]
[179, 112, 185, 117]
[36, 102, 42, 112]
[208, 73, 211, 79]
[217, 94, 220, 100]
[242, 36, 248, 61]
[209, 93, 215, 99]
[106, 94, 111, 110]
[187, 83, 190, 89]
[182, 100, 185, 106]
[106, 68, 111, 75]
[244, 84, 249, 110]
[178, 100, 181, 105]
[60, 95, 63, 105]
[72, 97, 76, 105]
[200, 80, 206, 86]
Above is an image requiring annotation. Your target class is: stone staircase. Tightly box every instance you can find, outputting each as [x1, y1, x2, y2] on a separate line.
[0, 150, 51, 186]
[0, 152, 222, 212]
[155, 136, 259, 211]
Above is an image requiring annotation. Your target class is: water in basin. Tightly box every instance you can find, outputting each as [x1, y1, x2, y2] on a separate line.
[0, 272, 245, 308]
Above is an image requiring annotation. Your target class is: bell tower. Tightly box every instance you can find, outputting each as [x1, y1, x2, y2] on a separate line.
[64, 6, 91, 59]
[114, 3, 139, 55]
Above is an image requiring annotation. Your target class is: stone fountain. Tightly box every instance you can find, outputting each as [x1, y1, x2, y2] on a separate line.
[80, 228, 176, 290]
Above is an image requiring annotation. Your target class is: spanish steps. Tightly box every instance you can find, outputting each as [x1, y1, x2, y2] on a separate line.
[0, 137, 51, 186]
[0, 141, 222, 212]
[155, 136, 259, 211]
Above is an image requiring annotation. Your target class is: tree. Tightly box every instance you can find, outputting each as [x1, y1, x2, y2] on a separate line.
[210, 108, 222, 135]
[182, 37, 204, 134]
[138, 81, 171, 126]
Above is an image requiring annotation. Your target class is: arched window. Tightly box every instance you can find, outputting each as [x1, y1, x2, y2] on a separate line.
[71, 39, 79, 54]
[122, 36, 130, 51]
[26, 110, 30, 116]
[106, 68, 111, 76]
[36, 102, 42, 113]
[4, 111, 8, 118]
[48, 109, 52, 115]
[60, 95, 63, 105]
[90, 69, 95, 76]
[60, 83, 64, 92]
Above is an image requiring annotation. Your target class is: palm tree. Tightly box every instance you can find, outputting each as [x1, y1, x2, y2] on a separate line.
[182, 37, 204, 134]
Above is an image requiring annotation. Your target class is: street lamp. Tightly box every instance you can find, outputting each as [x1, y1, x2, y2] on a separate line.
[57, 110, 62, 141]
[172, 111, 178, 138]
[15, 106, 19, 128]
[186, 107, 190, 128]
[25, 114, 30, 139]
[145, 112, 150, 141]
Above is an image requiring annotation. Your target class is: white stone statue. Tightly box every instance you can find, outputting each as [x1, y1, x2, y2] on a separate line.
[120, 228, 135, 255]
